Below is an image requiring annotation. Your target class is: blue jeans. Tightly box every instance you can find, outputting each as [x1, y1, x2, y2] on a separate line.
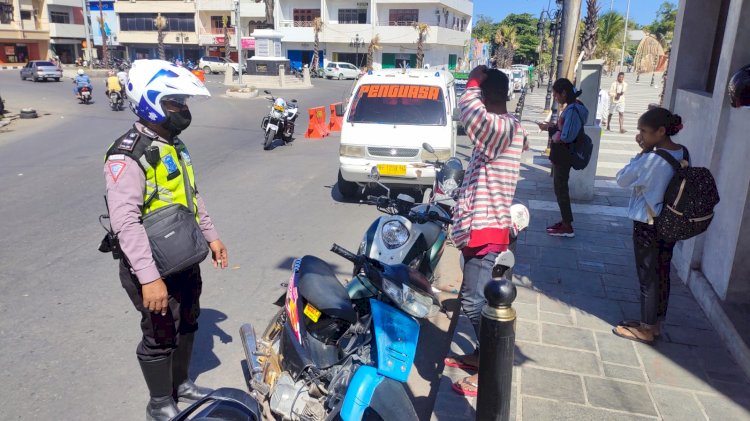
[459, 252, 499, 340]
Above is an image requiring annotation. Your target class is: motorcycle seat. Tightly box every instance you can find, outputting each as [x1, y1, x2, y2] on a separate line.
[296, 255, 357, 324]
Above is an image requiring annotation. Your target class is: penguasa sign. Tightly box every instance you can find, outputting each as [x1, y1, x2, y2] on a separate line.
[357, 84, 441, 100]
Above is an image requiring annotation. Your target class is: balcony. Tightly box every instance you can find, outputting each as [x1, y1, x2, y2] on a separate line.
[369, 24, 467, 46]
[118, 30, 199, 45]
[49, 22, 85, 38]
[115, 1, 196, 14]
[46, 0, 83, 6]
[196, 0, 265, 17]
[375, 0, 473, 16]
[320, 25, 372, 44]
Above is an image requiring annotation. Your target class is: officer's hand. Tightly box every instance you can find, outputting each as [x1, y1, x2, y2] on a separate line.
[143, 278, 169, 316]
[209, 240, 228, 269]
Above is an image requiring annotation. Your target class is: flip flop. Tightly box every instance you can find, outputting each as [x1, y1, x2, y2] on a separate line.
[618, 320, 661, 336]
[612, 324, 654, 345]
[444, 356, 478, 371]
[451, 377, 479, 397]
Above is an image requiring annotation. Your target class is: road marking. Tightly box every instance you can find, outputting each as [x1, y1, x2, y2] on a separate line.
[529, 199, 628, 217]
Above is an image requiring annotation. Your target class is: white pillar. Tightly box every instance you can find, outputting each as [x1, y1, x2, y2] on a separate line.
[569, 59, 604, 201]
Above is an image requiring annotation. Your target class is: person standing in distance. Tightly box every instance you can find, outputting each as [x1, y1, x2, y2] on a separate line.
[608, 72, 628, 133]
[103, 60, 228, 421]
[444, 65, 528, 397]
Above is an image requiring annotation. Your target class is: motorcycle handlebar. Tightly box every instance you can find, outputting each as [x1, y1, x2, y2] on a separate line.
[330, 243, 358, 263]
[429, 211, 453, 225]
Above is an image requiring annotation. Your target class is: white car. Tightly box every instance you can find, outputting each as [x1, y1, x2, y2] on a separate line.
[511, 69, 528, 92]
[198, 56, 244, 74]
[499, 69, 516, 100]
[324, 62, 360, 80]
[337, 69, 459, 198]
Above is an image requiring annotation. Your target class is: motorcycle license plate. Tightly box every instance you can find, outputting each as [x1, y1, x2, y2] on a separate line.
[376, 164, 406, 177]
[268, 124, 278, 132]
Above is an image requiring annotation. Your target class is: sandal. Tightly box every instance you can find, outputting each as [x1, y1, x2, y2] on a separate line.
[444, 356, 479, 371]
[618, 320, 661, 336]
[451, 376, 479, 397]
[612, 324, 655, 345]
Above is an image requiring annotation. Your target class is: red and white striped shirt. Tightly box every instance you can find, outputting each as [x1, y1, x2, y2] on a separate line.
[452, 82, 528, 250]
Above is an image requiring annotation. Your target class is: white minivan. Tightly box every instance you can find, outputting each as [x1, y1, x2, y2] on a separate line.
[337, 69, 458, 198]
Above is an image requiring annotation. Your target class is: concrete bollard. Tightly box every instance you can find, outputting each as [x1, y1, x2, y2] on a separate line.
[303, 64, 311, 86]
[569, 59, 604, 201]
[476, 278, 517, 421]
[279, 65, 285, 88]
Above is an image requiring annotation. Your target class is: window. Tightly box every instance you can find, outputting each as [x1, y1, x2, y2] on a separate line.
[388, 9, 418, 26]
[293, 9, 320, 27]
[210, 15, 229, 34]
[338, 8, 366, 24]
[20, 10, 31, 20]
[119, 13, 194, 32]
[1, 3, 12, 24]
[50, 11, 70, 24]
[348, 84, 446, 126]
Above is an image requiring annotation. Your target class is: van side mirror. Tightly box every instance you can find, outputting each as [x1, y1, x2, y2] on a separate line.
[452, 108, 460, 121]
[335, 103, 345, 117]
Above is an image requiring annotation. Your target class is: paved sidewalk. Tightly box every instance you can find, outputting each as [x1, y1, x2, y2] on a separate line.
[431, 73, 750, 421]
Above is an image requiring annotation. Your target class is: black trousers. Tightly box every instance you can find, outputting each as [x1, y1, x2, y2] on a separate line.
[552, 161, 574, 224]
[119, 262, 203, 361]
[633, 222, 676, 325]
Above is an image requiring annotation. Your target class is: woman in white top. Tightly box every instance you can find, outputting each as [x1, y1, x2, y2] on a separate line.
[613, 107, 685, 344]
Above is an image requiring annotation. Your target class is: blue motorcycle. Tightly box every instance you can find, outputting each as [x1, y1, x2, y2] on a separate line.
[240, 244, 438, 421]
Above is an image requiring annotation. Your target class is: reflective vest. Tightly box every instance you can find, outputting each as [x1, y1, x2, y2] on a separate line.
[106, 128, 200, 223]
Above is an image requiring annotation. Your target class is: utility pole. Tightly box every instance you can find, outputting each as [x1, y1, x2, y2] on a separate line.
[234, 0, 242, 85]
[619, 0, 631, 73]
[559, 0, 582, 80]
[80, 0, 93, 67]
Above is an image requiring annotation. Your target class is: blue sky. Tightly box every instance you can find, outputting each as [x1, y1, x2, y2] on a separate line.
[473, 0, 668, 27]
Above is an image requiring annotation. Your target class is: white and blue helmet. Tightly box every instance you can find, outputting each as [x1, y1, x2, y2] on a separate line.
[126, 59, 210, 123]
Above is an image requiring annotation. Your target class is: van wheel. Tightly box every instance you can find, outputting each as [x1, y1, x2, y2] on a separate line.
[337, 170, 358, 199]
[203, 66, 211, 74]
[338, 73, 344, 80]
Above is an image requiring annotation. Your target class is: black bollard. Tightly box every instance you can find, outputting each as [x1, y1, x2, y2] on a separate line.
[476, 278, 517, 421]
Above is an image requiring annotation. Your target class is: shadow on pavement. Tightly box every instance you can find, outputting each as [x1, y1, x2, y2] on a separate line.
[192, 308, 233, 379]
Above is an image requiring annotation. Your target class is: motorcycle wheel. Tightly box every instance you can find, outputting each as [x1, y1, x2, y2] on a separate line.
[263, 130, 274, 150]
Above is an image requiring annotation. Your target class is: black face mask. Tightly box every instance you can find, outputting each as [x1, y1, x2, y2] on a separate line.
[162, 108, 192, 137]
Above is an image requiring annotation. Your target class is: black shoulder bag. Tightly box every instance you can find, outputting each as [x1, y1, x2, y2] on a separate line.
[140, 146, 209, 277]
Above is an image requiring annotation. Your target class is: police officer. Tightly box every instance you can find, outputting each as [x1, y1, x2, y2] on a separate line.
[103, 60, 228, 421]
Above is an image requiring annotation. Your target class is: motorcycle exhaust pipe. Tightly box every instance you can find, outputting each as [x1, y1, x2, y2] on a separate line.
[240, 323, 270, 397]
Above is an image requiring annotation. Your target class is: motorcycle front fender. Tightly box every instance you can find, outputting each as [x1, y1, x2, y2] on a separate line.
[339, 366, 418, 421]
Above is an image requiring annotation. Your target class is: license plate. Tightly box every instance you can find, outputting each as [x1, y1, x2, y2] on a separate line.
[377, 164, 407, 176]
[268, 123, 278, 131]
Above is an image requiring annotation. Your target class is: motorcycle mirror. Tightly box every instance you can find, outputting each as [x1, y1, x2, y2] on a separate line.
[264, 90, 270, 95]
[452, 108, 461, 121]
[422, 143, 435, 154]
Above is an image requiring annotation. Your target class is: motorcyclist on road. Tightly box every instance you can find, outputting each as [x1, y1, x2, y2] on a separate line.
[73, 68, 92, 99]
[105, 70, 123, 97]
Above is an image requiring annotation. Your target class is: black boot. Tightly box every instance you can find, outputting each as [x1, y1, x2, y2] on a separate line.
[139, 357, 180, 421]
[172, 332, 213, 403]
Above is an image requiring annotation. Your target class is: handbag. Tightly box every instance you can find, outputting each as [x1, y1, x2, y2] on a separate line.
[548, 106, 593, 170]
[141, 146, 209, 277]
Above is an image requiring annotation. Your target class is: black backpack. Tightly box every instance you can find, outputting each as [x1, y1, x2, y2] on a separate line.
[651, 147, 720, 241]
[569, 106, 593, 170]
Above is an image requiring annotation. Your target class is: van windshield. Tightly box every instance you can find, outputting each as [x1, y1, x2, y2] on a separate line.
[347, 84, 446, 126]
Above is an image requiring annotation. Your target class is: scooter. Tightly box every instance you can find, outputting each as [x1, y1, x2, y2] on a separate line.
[240, 243, 437, 421]
[357, 167, 453, 283]
[109, 90, 124, 111]
[261, 90, 299, 150]
[78, 86, 92, 104]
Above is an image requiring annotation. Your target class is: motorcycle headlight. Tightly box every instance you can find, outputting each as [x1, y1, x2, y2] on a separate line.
[439, 178, 459, 196]
[381, 278, 434, 319]
[381, 221, 409, 249]
[272, 109, 283, 119]
[339, 145, 365, 158]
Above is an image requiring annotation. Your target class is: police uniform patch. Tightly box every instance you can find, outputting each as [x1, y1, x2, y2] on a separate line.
[162, 154, 179, 175]
[180, 150, 192, 165]
[108, 161, 127, 182]
[108, 154, 126, 161]
[118, 132, 139, 151]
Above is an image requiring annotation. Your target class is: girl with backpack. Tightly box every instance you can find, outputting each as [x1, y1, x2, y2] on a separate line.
[613, 107, 685, 344]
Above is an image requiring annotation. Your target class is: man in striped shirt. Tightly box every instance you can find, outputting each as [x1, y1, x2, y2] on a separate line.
[446, 65, 528, 397]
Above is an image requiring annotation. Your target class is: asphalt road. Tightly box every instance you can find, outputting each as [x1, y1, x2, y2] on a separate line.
[0, 70, 491, 420]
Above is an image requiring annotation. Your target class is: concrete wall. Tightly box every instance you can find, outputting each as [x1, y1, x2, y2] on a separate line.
[666, 0, 750, 302]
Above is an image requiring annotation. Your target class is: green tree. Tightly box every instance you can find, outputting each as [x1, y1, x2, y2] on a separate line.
[472, 15, 497, 42]
[580, 0, 600, 60]
[596, 10, 625, 70]
[499, 13, 540, 64]
[645, 1, 677, 46]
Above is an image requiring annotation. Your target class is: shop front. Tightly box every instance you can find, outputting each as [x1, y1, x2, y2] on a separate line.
[0, 42, 43, 64]
[202, 37, 255, 63]
[50, 40, 82, 64]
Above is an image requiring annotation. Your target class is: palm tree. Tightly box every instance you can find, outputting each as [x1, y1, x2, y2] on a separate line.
[597, 11, 625, 71]
[367, 34, 382, 70]
[493, 25, 517, 68]
[98, 0, 109, 65]
[580, 0, 600, 60]
[222, 16, 231, 60]
[253, 0, 274, 27]
[311, 17, 323, 73]
[413, 23, 429, 68]
[154, 13, 167, 60]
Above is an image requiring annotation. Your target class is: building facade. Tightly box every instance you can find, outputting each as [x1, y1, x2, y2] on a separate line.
[114, 0, 201, 62]
[663, 0, 750, 374]
[196, 0, 265, 62]
[0, 0, 50, 63]
[274, 0, 473, 71]
[43, 0, 86, 64]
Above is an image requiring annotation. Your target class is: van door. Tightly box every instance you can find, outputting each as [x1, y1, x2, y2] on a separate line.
[445, 80, 457, 155]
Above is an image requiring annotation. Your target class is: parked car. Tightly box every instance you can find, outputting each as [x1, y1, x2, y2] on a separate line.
[511, 69, 528, 92]
[499, 69, 516, 100]
[20, 60, 62, 82]
[323, 62, 360, 80]
[198, 56, 244, 74]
